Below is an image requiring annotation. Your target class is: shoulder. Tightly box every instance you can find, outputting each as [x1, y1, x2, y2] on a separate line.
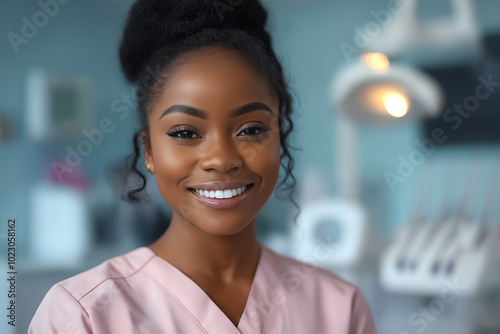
[261, 245, 378, 333]
[28, 282, 93, 334]
[57, 246, 156, 301]
[262, 244, 360, 298]
[28, 247, 155, 333]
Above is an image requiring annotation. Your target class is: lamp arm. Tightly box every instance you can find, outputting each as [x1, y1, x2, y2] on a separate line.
[337, 113, 360, 201]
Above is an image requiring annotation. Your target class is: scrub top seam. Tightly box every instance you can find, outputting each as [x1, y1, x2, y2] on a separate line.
[77, 251, 157, 303]
[57, 283, 91, 319]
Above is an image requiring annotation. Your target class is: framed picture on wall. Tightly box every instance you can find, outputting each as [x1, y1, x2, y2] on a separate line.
[26, 69, 94, 142]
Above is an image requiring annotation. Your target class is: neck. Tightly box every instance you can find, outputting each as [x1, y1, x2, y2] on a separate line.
[148, 211, 261, 284]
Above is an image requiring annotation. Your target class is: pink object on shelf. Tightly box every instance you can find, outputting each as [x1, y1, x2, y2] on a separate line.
[47, 157, 91, 191]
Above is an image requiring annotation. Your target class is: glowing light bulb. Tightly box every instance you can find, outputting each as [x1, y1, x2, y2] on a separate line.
[364, 53, 390, 70]
[383, 93, 408, 118]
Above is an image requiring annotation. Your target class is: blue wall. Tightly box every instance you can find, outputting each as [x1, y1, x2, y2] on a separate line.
[0, 0, 137, 257]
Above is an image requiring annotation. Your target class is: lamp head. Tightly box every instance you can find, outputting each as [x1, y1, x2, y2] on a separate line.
[331, 53, 444, 125]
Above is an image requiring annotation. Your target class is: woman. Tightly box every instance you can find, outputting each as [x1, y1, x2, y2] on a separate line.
[29, 0, 378, 333]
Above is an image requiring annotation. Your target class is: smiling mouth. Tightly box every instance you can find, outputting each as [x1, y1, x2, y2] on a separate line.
[187, 184, 254, 209]
[188, 184, 254, 199]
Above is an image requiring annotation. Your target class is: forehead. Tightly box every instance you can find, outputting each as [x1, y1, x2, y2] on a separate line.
[152, 48, 278, 118]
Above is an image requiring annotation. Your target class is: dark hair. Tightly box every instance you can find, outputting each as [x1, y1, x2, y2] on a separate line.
[117, 0, 301, 223]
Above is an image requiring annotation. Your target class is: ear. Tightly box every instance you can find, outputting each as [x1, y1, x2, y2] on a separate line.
[141, 131, 155, 174]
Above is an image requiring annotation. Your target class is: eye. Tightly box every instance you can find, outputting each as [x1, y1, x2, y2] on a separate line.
[238, 125, 270, 137]
[165, 124, 271, 141]
[166, 126, 200, 141]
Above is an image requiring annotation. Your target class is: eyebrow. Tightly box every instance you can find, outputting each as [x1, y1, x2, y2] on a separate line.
[158, 102, 273, 121]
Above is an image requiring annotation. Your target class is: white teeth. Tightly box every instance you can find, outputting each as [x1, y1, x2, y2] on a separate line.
[195, 186, 247, 199]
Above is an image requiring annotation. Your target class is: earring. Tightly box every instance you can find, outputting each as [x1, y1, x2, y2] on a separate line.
[147, 164, 153, 174]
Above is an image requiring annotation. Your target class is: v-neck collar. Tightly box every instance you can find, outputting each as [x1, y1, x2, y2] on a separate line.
[141, 244, 269, 334]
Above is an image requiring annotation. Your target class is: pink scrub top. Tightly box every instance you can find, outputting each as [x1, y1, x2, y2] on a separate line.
[29, 244, 378, 333]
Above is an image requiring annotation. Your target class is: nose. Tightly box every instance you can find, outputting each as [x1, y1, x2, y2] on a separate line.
[199, 134, 243, 173]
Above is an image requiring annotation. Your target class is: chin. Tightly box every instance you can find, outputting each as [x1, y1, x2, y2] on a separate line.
[190, 213, 256, 236]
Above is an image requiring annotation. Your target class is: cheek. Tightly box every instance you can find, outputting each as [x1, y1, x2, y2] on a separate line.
[151, 140, 195, 194]
[157, 148, 191, 173]
[241, 134, 281, 187]
[264, 139, 282, 186]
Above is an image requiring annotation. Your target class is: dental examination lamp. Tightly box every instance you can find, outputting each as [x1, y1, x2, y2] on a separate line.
[333, 53, 443, 126]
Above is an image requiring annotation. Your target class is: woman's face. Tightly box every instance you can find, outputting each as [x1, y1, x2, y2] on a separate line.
[143, 48, 281, 236]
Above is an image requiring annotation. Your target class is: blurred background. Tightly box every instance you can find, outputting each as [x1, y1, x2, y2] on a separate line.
[1, 0, 500, 333]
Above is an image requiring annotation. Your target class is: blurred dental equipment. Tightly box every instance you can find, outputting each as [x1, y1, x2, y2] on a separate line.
[332, 0, 448, 203]
[291, 0, 450, 280]
[403, 158, 463, 273]
[292, 168, 367, 268]
[366, 0, 480, 68]
[374, 0, 500, 297]
[380, 157, 500, 297]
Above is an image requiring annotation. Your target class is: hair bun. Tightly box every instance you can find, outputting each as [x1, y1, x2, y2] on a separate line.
[119, 0, 271, 83]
